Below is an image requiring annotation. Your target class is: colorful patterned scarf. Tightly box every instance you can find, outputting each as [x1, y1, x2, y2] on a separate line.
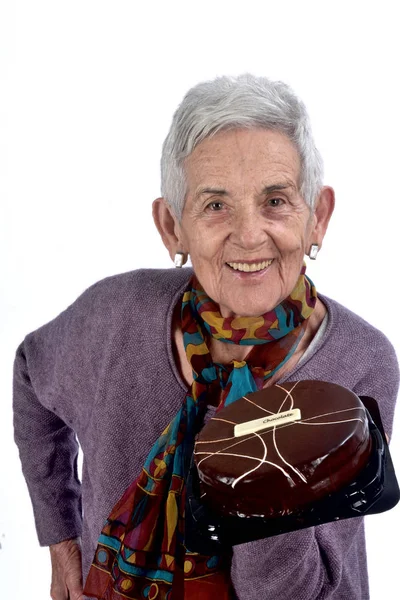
[84, 263, 317, 600]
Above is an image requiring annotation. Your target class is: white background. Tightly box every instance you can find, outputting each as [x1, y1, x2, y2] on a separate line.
[1, 1, 399, 598]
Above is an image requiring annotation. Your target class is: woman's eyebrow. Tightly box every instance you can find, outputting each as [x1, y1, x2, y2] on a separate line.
[195, 187, 228, 197]
[261, 183, 296, 194]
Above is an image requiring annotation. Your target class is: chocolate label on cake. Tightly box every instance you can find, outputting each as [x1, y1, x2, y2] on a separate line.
[234, 408, 302, 437]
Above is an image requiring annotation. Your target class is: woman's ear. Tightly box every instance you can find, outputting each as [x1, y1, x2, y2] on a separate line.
[152, 197, 185, 262]
[310, 186, 335, 250]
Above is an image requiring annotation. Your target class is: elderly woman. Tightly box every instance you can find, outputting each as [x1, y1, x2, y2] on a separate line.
[13, 74, 398, 600]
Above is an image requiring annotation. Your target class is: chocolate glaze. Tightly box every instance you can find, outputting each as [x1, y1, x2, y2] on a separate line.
[194, 381, 372, 518]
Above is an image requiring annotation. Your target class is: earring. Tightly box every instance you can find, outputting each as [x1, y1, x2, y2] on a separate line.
[174, 252, 186, 268]
[309, 244, 319, 260]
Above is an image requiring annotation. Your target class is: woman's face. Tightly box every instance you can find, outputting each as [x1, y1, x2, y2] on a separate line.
[174, 128, 321, 317]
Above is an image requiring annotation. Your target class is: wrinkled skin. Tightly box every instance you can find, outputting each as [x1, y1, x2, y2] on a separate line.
[153, 127, 335, 365]
[49, 538, 84, 600]
[154, 128, 334, 318]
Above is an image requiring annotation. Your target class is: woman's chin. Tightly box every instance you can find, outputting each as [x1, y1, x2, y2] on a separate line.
[217, 265, 282, 316]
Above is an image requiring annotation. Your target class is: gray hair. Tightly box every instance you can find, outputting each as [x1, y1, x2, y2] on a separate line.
[160, 73, 324, 219]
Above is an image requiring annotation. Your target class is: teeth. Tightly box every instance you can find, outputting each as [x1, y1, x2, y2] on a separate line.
[227, 259, 273, 272]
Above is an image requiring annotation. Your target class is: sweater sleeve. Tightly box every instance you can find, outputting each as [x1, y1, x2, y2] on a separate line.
[352, 330, 399, 440]
[12, 278, 114, 546]
[231, 332, 399, 600]
[13, 340, 82, 545]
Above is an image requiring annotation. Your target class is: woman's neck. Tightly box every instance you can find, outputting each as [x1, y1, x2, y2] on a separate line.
[208, 298, 326, 365]
[171, 298, 327, 387]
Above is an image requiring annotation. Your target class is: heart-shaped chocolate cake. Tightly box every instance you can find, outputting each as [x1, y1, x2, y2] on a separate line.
[194, 380, 372, 518]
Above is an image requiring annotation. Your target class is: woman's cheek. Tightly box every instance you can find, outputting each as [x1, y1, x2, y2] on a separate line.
[275, 229, 305, 252]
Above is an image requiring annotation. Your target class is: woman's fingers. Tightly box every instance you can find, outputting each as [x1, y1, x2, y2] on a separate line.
[50, 538, 83, 600]
[65, 563, 84, 600]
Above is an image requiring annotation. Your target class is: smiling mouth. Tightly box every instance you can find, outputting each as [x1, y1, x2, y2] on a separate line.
[226, 259, 274, 273]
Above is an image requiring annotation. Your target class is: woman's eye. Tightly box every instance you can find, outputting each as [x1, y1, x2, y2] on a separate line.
[206, 201, 225, 211]
[268, 198, 284, 207]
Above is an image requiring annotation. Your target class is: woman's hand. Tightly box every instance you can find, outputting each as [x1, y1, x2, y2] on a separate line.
[49, 538, 84, 600]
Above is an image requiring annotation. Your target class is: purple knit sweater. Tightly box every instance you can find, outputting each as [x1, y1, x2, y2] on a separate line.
[13, 268, 399, 599]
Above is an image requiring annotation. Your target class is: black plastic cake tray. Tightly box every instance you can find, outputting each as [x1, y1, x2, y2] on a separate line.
[185, 396, 400, 555]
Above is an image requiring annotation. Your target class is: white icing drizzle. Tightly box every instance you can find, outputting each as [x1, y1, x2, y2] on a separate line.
[195, 406, 365, 448]
[269, 382, 307, 483]
[196, 433, 262, 467]
[242, 395, 275, 415]
[196, 448, 293, 483]
[273, 421, 308, 483]
[195, 385, 368, 491]
[276, 382, 298, 411]
[297, 417, 364, 426]
[299, 406, 365, 422]
[211, 417, 237, 425]
[231, 432, 267, 488]
[196, 435, 238, 445]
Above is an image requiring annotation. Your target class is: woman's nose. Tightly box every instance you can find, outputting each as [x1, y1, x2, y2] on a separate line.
[231, 206, 268, 249]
